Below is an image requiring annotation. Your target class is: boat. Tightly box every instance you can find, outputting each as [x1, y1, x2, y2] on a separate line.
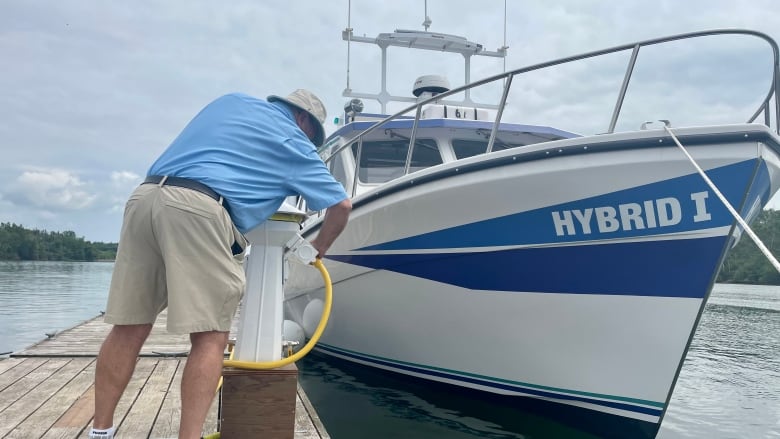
[282, 24, 780, 438]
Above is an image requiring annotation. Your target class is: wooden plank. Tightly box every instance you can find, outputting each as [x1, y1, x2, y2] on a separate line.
[147, 360, 229, 439]
[146, 359, 183, 439]
[117, 359, 178, 438]
[0, 358, 25, 375]
[43, 385, 95, 439]
[297, 385, 329, 439]
[0, 358, 70, 410]
[0, 357, 48, 392]
[7, 307, 329, 439]
[0, 358, 76, 437]
[119, 359, 179, 438]
[14, 317, 105, 357]
[109, 358, 157, 434]
[294, 395, 320, 439]
[15, 312, 192, 357]
[6, 358, 94, 438]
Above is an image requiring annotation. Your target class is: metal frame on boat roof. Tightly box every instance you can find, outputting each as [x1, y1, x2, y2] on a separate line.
[325, 29, 780, 198]
[342, 28, 507, 113]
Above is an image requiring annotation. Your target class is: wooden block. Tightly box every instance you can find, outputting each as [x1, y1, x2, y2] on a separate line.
[220, 363, 298, 439]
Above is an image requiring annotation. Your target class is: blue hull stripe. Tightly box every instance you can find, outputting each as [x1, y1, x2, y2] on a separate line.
[329, 236, 726, 298]
[317, 343, 664, 417]
[358, 160, 756, 251]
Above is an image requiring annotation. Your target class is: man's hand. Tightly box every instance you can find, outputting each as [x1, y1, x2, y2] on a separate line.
[310, 198, 352, 258]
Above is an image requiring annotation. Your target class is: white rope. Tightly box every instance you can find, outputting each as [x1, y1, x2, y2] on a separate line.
[664, 125, 780, 273]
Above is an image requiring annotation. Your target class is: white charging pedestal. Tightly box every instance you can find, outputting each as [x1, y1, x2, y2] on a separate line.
[222, 202, 308, 439]
[233, 202, 307, 362]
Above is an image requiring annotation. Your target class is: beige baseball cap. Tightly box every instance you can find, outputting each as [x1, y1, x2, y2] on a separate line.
[268, 89, 327, 147]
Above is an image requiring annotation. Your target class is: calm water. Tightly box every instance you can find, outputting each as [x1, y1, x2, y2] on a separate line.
[0, 261, 114, 354]
[0, 261, 778, 438]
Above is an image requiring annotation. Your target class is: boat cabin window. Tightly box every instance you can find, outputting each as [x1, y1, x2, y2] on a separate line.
[328, 149, 351, 192]
[351, 139, 442, 184]
[451, 139, 524, 159]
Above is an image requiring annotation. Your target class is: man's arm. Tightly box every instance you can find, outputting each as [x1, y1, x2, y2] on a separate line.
[310, 198, 352, 258]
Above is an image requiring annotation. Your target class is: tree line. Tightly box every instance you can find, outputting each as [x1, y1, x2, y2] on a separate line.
[0, 222, 117, 261]
[1, 210, 780, 284]
[717, 209, 780, 285]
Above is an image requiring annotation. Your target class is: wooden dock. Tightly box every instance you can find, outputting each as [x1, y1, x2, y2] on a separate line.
[0, 312, 329, 439]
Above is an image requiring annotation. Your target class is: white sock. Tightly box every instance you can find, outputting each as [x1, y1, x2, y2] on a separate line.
[89, 426, 115, 438]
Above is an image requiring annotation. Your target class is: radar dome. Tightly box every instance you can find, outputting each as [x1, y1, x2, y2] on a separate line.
[413, 75, 450, 97]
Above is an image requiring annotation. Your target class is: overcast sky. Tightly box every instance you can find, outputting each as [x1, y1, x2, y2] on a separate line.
[2, 0, 779, 242]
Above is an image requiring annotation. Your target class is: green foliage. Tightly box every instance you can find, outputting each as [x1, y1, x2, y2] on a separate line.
[717, 209, 780, 285]
[0, 223, 117, 261]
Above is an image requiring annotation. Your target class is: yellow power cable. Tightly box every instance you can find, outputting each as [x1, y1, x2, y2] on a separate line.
[222, 258, 333, 370]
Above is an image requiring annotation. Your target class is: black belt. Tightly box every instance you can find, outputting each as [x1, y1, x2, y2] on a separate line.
[143, 175, 222, 203]
[143, 175, 244, 255]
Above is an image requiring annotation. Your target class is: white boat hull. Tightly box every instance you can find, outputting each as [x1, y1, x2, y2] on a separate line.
[285, 125, 780, 436]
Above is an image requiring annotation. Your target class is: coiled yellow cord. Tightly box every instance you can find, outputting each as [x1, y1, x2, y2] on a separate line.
[222, 258, 332, 369]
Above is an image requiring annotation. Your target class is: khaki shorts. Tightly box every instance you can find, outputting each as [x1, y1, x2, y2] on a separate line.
[105, 183, 247, 334]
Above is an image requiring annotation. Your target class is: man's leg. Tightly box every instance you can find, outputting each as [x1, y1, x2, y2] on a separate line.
[178, 330, 229, 439]
[93, 324, 153, 429]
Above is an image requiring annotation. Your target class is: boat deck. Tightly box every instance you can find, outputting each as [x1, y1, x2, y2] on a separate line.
[1, 312, 329, 438]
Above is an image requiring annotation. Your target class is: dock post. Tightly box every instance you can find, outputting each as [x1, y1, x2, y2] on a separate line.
[220, 363, 298, 438]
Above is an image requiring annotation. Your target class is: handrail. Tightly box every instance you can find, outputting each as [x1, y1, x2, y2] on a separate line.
[325, 29, 780, 197]
[608, 44, 641, 134]
[487, 74, 514, 153]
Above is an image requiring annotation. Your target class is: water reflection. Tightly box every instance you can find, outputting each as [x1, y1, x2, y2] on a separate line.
[658, 284, 780, 438]
[299, 352, 600, 439]
[0, 261, 113, 353]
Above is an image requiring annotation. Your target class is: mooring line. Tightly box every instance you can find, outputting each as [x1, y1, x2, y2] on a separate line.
[664, 125, 780, 273]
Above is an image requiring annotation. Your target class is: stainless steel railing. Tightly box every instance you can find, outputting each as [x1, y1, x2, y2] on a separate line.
[324, 29, 780, 198]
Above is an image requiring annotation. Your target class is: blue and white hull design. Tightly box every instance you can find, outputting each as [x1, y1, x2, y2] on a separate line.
[285, 125, 780, 436]
[283, 28, 780, 438]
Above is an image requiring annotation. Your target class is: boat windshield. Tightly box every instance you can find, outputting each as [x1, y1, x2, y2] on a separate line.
[451, 139, 523, 159]
[350, 138, 441, 184]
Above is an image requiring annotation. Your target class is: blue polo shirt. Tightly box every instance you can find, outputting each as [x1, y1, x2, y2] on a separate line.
[148, 93, 348, 234]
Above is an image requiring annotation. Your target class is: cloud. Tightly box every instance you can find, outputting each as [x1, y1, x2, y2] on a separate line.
[4, 168, 96, 211]
[107, 171, 142, 213]
[110, 171, 141, 186]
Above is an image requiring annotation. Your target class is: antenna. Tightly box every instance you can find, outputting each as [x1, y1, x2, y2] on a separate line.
[422, 0, 431, 31]
[503, 0, 508, 74]
[345, 0, 353, 94]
